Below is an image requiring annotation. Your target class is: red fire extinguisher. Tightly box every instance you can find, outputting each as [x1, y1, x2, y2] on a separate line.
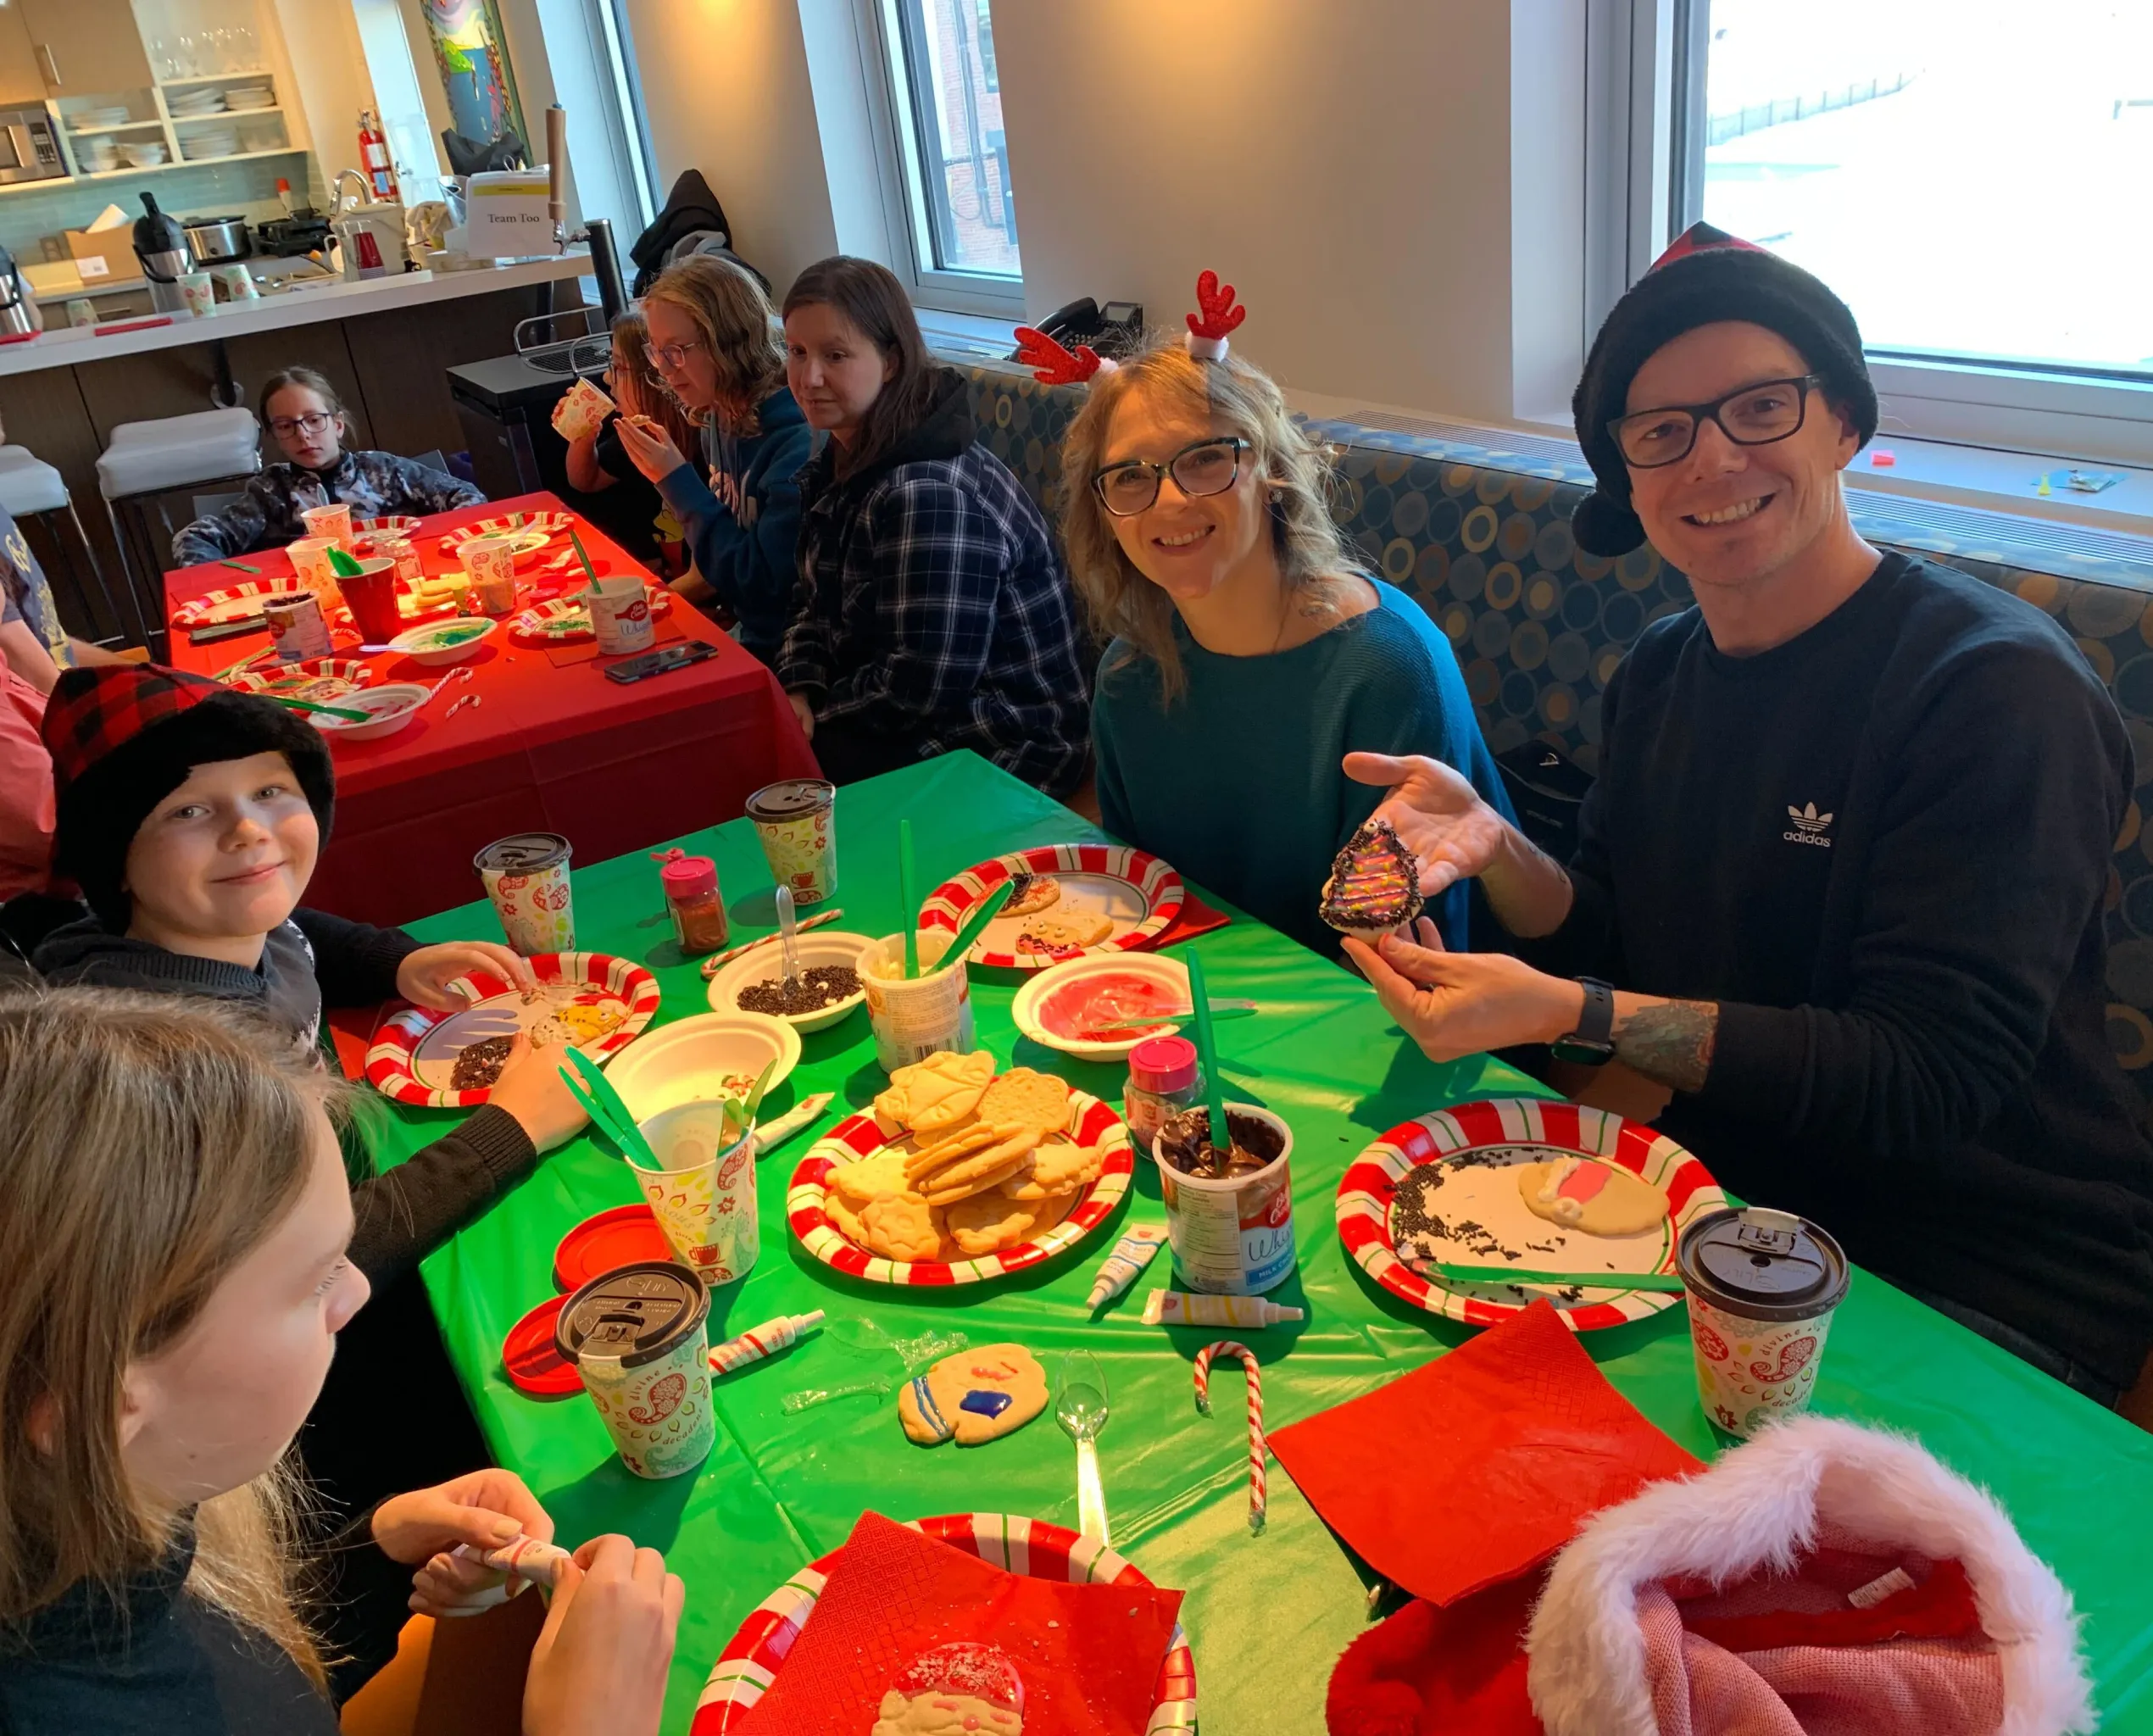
[359, 109, 398, 202]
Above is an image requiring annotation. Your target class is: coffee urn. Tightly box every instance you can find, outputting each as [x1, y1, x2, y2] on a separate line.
[132, 192, 191, 314]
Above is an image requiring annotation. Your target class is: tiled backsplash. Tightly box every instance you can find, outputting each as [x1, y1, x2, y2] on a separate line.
[0, 151, 324, 266]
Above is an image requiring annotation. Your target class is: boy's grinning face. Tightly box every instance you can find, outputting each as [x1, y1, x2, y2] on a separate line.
[123, 752, 318, 945]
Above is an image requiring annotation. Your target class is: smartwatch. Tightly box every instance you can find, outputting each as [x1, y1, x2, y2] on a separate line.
[1549, 976, 1616, 1066]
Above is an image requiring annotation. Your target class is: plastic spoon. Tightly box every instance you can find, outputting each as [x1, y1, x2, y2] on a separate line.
[898, 817, 919, 978]
[267, 693, 369, 723]
[775, 884, 803, 995]
[1056, 1350, 1113, 1546]
[325, 546, 363, 578]
[937, 879, 1015, 970]
[1183, 952, 1235, 1160]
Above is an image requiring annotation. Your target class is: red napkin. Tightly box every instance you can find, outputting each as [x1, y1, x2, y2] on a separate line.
[325, 1003, 383, 1082]
[1270, 1300, 1700, 1606]
[737, 1512, 1184, 1736]
[1147, 889, 1231, 949]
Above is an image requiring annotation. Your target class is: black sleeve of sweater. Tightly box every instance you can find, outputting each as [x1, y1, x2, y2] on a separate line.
[347, 1104, 537, 1287]
[293, 907, 424, 1008]
[1700, 641, 2128, 1158]
[1509, 659, 1625, 979]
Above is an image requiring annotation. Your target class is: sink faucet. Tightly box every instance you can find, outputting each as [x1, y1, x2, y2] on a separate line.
[331, 169, 371, 214]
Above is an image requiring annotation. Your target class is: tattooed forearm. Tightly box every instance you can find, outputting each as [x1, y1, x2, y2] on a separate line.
[1611, 998, 1719, 1093]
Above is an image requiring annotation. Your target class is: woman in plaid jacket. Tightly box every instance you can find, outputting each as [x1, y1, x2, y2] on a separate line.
[775, 258, 1088, 798]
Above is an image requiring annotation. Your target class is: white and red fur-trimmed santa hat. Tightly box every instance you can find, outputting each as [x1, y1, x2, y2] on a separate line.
[1526, 1415, 2094, 1736]
[1012, 270, 1248, 384]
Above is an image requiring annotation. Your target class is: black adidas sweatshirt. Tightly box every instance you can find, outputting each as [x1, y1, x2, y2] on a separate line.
[1525, 553, 2153, 1390]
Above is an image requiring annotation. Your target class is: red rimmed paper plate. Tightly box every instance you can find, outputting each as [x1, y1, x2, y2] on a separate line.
[1337, 1096, 1726, 1332]
[787, 1088, 1132, 1286]
[921, 843, 1184, 969]
[364, 951, 660, 1108]
[439, 509, 576, 555]
[225, 657, 374, 699]
[173, 575, 308, 627]
[691, 1512, 1198, 1735]
[507, 588, 674, 647]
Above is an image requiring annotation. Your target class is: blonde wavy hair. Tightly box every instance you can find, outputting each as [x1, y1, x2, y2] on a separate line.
[0, 988, 350, 1688]
[1059, 338, 1365, 700]
[643, 253, 788, 436]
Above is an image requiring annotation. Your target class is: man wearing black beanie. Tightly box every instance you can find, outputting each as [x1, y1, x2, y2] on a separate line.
[1344, 225, 2153, 1411]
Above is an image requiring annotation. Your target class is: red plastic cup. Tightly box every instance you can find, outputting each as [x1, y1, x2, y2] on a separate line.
[335, 556, 403, 643]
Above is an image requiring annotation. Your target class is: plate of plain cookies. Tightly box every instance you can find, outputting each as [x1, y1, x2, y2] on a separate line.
[786, 1049, 1133, 1284]
[921, 843, 1184, 969]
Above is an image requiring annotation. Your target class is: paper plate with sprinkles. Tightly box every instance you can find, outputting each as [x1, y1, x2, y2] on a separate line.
[1336, 1097, 1726, 1332]
[921, 843, 1183, 969]
[691, 1513, 1197, 1734]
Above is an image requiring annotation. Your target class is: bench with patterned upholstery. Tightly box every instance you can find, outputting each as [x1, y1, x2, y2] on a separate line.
[952, 355, 2153, 1127]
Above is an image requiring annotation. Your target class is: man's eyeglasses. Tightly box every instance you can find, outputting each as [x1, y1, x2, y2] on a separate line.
[1609, 375, 1822, 469]
[1091, 437, 1248, 517]
[267, 411, 336, 440]
[648, 338, 706, 370]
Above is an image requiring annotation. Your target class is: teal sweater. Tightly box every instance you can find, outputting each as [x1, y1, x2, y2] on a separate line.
[1092, 580, 1511, 957]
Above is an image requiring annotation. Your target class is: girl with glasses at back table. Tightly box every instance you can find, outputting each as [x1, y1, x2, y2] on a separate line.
[1050, 274, 1511, 958]
[170, 366, 485, 567]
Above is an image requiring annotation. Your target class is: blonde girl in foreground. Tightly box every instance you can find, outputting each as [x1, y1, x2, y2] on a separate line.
[0, 988, 681, 1735]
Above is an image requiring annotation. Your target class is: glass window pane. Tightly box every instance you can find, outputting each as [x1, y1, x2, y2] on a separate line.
[893, 0, 1021, 280]
[1700, 0, 2153, 375]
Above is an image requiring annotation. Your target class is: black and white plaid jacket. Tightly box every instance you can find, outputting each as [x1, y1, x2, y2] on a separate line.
[778, 371, 1089, 797]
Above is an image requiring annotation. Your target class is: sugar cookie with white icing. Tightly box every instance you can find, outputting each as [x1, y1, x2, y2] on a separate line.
[1517, 1156, 1667, 1237]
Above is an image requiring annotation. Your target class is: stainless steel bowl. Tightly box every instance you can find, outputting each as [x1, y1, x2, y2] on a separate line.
[181, 214, 251, 265]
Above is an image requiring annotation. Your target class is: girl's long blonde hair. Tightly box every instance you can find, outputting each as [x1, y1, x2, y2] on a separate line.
[0, 988, 347, 1686]
[643, 253, 788, 435]
[1058, 338, 1366, 700]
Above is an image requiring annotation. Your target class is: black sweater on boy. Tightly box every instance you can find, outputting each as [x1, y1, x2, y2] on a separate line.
[34, 906, 537, 1286]
[1525, 553, 2153, 1390]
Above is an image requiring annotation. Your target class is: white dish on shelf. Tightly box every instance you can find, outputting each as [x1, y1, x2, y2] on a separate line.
[121, 143, 170, 167]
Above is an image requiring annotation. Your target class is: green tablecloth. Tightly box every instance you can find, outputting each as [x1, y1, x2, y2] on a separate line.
[380, 752, 2153, 1735]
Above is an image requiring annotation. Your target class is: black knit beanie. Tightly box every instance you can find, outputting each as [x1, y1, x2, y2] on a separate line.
[42, 663, 336, 930]
[1570, 224, 1878, 558]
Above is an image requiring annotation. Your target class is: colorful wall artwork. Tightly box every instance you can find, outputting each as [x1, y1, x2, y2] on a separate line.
[419, 0, 528, 151]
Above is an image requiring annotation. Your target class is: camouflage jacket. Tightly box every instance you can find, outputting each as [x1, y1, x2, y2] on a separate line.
[170, 449, 485, 565]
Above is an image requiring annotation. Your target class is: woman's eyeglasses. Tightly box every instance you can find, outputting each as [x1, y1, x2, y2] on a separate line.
[1091, 437, 1248, 517]
[267, 411, 336, 439]
[648, 337, 706, 370]
[1609, 375, 1822, 469]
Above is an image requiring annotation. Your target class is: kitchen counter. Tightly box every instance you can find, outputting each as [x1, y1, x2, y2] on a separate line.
[0, 253, 592, 376]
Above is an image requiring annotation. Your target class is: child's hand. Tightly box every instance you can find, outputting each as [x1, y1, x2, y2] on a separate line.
[396, 940, 536, 1010]
[488, 1032, 592, 1152]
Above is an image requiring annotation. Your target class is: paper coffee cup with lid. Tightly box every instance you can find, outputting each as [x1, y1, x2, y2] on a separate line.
[745, 778, 837, 904]
[474, 832, 574, 954]
[554, 1260, 715, 1478]
[1677, 1205, 1850, 1438]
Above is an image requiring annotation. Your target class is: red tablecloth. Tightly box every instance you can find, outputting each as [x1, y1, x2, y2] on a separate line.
[162, 492, 820, 926]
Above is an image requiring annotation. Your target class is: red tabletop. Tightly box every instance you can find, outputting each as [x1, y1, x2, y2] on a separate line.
[162, 492, 821, 927]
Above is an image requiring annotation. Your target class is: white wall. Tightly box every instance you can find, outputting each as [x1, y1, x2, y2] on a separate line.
[267, 0, 376, 170]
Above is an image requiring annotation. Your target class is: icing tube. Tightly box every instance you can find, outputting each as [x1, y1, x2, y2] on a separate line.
[710, 1310, 824, 1375]
[1140, 1289, 1305, 1328]
[1087, 1222, 1168, 1308]
[440, 1534, 576, 1615]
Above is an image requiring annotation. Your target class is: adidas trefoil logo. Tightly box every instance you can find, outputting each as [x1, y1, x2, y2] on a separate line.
[1783, 802, 1833, 849]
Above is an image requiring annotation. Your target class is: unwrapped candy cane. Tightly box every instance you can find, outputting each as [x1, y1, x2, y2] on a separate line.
[1193, 1339, 1266, 1535]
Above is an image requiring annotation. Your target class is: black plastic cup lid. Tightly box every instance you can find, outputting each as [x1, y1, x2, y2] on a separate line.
[474, 831, 571, 874]
[1677, 1206, 1849, 1322]
[744, 779, 834, 821]
[554, 1261, 708, 1369]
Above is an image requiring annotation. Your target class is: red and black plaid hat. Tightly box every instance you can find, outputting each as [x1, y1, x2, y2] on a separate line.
[41, 662, 335, 929]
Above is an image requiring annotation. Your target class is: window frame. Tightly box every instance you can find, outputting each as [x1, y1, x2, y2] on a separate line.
[849, 0, 1026, 318]
[1595, 0, 2153, 467]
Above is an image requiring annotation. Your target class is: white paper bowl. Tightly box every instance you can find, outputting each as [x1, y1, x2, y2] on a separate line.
[604, 1011, 803, 1121]
[310, 682, 429, 741]
[1010, 951, 1192, 1061]
[704, 930, 872, 1033]
[389, 616, 495, 666]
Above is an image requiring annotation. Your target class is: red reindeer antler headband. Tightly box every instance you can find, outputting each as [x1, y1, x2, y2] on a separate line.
[1184, 270, 1246, 360]
[1014, 270, 1249, 384]
[1013, 325, 1115, 386]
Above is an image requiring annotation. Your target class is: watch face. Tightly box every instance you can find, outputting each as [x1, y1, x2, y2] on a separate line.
[1549, 1035, 1616, 1067]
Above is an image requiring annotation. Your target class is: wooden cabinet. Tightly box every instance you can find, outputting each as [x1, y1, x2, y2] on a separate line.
[0, 7, 49, 107]
[14, 0, 154, 95]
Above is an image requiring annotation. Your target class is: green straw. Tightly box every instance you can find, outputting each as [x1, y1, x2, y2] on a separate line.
[1431, 1263, 1686, 1294]
[898, 818, 919, 979]
[559, 1049, 661, 1168]
[567, 526, 600, 587]
[219, 559, 262, 574]
[940, 880, 1015, 969]
[269, 693, 369, 723]
[325, 546, 364, 578]
[1183, 952, 1234, 1157]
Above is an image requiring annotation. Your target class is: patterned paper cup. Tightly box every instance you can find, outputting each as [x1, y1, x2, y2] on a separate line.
[474, 832, 575, 954]
[302, 502, 353, 547]
[1677, 1205, 1850, 1438]
[629, 1103, 759, 1286]
[744, 778, 837, 904]
[287, 536, 341, 598]
[555, 1262, 715, 1479]
[860, 929, 975, 1074]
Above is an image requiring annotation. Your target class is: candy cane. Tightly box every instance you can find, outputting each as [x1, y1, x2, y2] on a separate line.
[1193, 1340, 1266, 1534]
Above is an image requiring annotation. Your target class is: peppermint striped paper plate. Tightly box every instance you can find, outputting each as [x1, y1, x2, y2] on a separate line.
[364, 951, 659, 1109]
[787, 1088, 1132, 1286]
[921, 843, 1184, 970]
[173, 575, 310, 627]
[1336, 1096, 1726, 1332]
[691, 1512, 1197, 1734]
